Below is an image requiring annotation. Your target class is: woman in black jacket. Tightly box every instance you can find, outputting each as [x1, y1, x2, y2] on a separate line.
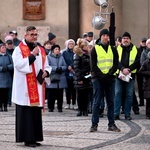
[73, 39, 92, 116]
[139, 51, 150, 119]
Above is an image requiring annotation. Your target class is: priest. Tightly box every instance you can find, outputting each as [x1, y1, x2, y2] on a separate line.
[12, 26, 51, 147]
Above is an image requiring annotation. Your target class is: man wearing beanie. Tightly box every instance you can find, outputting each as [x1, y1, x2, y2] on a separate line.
[48, 32, 56, 46]
[90, 29, 120, 132]
[114, 31, 140, 120]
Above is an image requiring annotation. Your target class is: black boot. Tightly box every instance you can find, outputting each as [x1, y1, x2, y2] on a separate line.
[77, 110, 82, 116]
[4, 108, 8, 112]
[0, 108, 3, 112]
[83, 111, 88, 116]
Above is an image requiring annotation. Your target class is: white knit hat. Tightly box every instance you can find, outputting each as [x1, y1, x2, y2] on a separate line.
[5, 35, 13, 42]
[146, 38, 150, 46]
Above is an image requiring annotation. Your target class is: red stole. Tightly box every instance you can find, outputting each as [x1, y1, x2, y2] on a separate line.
[19, 42, 46, 106]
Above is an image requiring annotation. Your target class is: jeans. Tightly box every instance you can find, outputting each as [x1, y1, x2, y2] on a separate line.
[114, 78, 135, 116]
[91, 78, 115, 127]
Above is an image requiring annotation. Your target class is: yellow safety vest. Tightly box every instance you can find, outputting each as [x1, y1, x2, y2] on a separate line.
[117, 45, 137, 73]
[95, 45, 113, 74]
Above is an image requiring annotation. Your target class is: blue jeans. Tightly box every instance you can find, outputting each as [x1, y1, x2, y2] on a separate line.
[114, 78, 135, 116]
[91, 78, 115, 127]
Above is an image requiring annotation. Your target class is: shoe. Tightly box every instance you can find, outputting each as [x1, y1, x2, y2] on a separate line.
[77, 111, 82, 116]
[48, 109, 53, 112]
[134, 110, 140, 115]
[36, 142, 41, 146]
[65, 104, 70, 109]
[108, 124, 121, 132]
[58, 109, 63, 112]
[4, 108, 8, 112]
[114, 115, 120, 120]
[0, 108, 3, 112]
[90, 124, 98, 132]
[83, 111, 88, 116]
[125, 116, 132, 120]
[24, 142, 36, 147]
[138, 104, 144, 106]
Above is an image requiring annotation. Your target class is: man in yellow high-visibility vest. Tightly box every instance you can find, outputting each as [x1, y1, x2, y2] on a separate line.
[90, 29, 120, 132]
[114, 32, 140, 120]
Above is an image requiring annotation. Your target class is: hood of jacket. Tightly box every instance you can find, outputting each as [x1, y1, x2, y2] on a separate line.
[73, 46, 83, 56]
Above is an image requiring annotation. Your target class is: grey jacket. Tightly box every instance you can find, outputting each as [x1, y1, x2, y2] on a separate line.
[46, 53, 67, 89]
[0, 53, 13, 88]
[140, 49, 149, 65]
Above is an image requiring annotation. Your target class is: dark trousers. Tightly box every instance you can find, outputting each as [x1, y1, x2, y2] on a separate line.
[132, 92, 140, 112]
[47, 88, 63, 110]
[137, 73, 144, 105]
[88, 88, 94, 112]
[146, 99, 150, 117]
[66, 77, 76, 105]
[0, 88, 9, 109]
[77, 88, 90, 111]
[7, 87, 12, 106]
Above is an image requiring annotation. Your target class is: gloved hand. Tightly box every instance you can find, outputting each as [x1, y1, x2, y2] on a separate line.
[56, 67, 62, 74]
[2, 67, 8, 72]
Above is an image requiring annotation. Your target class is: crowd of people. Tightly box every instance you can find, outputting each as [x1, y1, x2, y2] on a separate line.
[0, 26, 150, 147]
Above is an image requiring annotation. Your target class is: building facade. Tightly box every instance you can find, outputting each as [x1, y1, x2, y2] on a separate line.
[0, 0, 149, 47]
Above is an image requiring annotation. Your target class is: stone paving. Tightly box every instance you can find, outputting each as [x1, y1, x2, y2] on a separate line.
[0, 103, 150, 150]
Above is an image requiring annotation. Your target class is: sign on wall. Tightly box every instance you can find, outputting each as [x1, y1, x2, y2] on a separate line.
[23, 0, 45, 20]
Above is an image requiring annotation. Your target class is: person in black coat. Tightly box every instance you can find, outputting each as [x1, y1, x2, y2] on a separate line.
[73, 38, 92, 116]
[139, 51, 150, 119]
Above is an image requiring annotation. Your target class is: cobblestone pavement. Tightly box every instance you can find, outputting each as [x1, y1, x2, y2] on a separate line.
[0, 103, 150, 150]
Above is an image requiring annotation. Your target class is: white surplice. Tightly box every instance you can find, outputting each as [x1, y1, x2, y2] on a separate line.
[12, 39, 51, 107]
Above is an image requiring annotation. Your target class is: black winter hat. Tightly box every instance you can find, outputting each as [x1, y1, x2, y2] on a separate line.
[99, 29, 109, 39]
[141, 37, 147, 42]
[51, 44, 60, 51]
[87, 32, 93, 37]
[122, 32, 131, 39]
[48, 32, 56, 41]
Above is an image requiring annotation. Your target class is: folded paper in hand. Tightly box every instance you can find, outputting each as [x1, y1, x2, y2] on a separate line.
[118, 71, 132, 82]
[84, 74, 91, 78]
[36, 69, 44, 85]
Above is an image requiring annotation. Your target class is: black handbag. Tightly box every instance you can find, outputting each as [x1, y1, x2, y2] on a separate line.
[50, 73, 60, 83]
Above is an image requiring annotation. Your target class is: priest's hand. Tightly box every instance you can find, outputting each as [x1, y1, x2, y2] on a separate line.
[32, 47, 39, 56]
[42, 71, 48, 78]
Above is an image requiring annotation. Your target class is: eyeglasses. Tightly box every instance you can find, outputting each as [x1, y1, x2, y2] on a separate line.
[27, 33, 39, 37]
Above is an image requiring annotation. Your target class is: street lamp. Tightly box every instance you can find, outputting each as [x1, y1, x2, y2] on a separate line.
[94, 0, 108, 9]
[92, 15, 107, 30]
[92, 0, 109, 30]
